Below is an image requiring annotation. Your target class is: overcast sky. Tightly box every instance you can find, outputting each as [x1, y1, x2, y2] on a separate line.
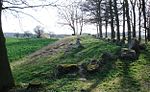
[2, 0, 97, 35]
[2, 0, 147, 35]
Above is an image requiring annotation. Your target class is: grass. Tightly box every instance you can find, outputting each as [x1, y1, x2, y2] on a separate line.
[6, 38, 57, 62]
[11, 36, 150, 92]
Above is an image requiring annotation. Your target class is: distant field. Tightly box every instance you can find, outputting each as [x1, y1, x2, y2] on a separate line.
[6, 38, 57, 62]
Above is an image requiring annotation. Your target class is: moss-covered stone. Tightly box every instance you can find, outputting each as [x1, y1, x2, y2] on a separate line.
[86, 60, 100, 73]
[56, 64, 79, 76]
[120, 48, 137, 60]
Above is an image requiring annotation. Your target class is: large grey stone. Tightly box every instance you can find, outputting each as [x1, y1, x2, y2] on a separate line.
[120, 48, 137, 60]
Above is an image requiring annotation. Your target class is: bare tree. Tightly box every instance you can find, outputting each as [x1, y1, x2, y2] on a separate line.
[0, 0, 56, 91]
[58, 1, 85, 35]
[58, 5, 76, 35]
[34, 25, 44, 38]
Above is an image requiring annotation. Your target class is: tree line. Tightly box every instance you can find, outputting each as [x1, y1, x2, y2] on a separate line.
[81, 0, 150, 43]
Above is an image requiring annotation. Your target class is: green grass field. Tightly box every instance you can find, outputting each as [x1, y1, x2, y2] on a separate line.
[11, 36, 150, 92]
[6, 38, 57, 62]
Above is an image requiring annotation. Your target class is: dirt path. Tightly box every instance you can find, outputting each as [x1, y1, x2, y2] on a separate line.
[29, 36, 75, 58]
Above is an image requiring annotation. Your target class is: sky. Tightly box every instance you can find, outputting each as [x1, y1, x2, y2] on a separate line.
[2, 0, 97, 35]
[2, 0, 148, 36]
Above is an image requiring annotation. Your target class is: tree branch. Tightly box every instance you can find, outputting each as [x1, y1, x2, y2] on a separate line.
[2, 3, 57, 10]
[7, 8, 44, 25]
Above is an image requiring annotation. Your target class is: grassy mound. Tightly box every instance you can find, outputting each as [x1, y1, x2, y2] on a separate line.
[11, 36, 150, 92]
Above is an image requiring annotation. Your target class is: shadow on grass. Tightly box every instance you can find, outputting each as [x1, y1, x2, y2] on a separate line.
[85, 60, 116, 92]
[137, 49, 150, 91]
[84, 60, 141, 92]
[142, 49, 150, 62]
[120, 60, 141, 92]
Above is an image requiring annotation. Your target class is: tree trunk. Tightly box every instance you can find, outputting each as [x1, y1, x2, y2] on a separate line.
[132, 8, 136, 37]
[79, 14, 83, 35]
[0, 1, 15, 91]
[130, 0, 137, 38]
[96, 23, 99, 37]
[105, 20, 108, 38]
[142, 0, 147, 43]
[138, 0, 141, 42]
[123, 1, 126, 42]
[138, 13, 141, 41]
[73, 27, 76, 35]
[124, 0, 131, 44]
[105, 1, 108, 38]
[113, 0, 120, 40]
[79, 27, 83, 35]
[99, 16, 102, 38]
[109, 0, 115, 40]
[71, 25, 76, 35]
[79, 21, 83, 35]
[139, 10, 141, 42]
[98, 1, 102, 38]
[148, 16, 150, 41]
